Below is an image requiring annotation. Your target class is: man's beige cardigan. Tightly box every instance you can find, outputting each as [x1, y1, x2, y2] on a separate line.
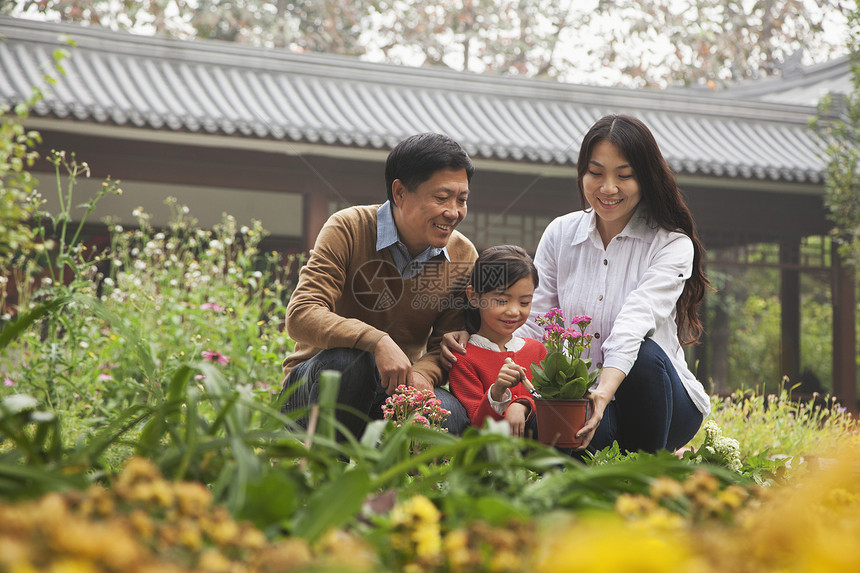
[282, 205, 478, 387]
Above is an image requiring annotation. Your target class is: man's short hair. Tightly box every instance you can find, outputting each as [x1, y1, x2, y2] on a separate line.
[385, 133, 475, 203]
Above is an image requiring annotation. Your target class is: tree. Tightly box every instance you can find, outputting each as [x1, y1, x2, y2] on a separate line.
[1, 1, 850, 84]
[592, 0, 851, 87]
[813, 2, 860, 267]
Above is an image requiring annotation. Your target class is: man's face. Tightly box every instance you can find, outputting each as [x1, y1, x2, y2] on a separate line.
[392, 168, 469, 257]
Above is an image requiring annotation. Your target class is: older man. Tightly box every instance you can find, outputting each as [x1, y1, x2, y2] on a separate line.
[280, 133, 477, 439]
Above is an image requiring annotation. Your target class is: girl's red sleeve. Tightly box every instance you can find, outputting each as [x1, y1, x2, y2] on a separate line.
[449, 354, 504, 427]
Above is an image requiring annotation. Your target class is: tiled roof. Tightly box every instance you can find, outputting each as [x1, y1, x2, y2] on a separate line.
[712, 56, 853, 106]
[0, 16, 831, 184]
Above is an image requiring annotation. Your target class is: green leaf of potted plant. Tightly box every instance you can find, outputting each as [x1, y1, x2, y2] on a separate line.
[528, 308, 601, 447]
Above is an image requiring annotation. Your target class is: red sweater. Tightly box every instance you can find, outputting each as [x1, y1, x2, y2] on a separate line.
[449, 338, 547, 427]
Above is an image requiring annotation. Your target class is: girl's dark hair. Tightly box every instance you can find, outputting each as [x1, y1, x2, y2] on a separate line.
[576, 114, 710, 345]
[464, 245, 539, 335]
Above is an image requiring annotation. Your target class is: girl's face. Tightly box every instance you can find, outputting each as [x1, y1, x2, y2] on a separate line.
[468, 275, 535, 348]
[582, 140, 641, 244]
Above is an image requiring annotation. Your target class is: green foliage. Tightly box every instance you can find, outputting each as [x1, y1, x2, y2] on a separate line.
[704, 261, 841, 395]
[690, 383, 858, 465]
[812, 3, 860, 267]
[0, 101, 41, 270]
[0, 38, 73, 280]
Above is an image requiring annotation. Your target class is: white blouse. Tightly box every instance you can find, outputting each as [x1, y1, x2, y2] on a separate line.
[516, 208, 710, 415]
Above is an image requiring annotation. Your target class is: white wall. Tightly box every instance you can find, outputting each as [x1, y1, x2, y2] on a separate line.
[38, 175, 304, 238]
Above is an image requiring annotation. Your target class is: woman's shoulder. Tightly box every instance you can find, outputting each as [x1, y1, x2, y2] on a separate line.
[542, 210, 591, 241]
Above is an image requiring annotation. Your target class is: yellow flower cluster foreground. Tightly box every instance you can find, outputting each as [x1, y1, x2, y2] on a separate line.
[533, 443, 860, 573]
[0, 457, 375, 573]
[2, 445, 859, 573]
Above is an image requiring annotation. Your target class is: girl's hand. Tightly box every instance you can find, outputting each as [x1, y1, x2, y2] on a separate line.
[490, 358, 526, 401]
[496, 358, 526, 388]
[440, 330, 468, 370]
[505, 402, 528, 437]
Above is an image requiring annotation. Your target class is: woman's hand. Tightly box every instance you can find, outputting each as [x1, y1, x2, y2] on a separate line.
[575, 366, 625, 450]
[440, 330, 469, 370]
[505, 401, 528, 437]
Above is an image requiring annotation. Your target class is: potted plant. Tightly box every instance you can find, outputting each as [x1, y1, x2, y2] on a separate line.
[527, 308, 601, 448]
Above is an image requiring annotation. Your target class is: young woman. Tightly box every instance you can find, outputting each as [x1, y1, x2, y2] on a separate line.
[448, 245, 545, 437]
[445, 115, 711, 453]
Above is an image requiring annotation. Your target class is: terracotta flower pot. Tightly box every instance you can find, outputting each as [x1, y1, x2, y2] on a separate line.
[533, 398, 593, 448]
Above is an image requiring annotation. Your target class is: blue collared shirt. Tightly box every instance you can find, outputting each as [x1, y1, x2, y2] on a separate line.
[376, 201, 449, 279]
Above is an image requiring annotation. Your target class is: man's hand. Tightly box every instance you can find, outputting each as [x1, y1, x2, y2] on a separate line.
[409, 372, 434, 394]
[374, 335, 412, 395]
[505, 401, 528, 437]
[440, 330, 468, 370]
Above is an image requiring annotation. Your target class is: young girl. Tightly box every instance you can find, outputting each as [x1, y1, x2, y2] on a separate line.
[448, 245, 546, 437]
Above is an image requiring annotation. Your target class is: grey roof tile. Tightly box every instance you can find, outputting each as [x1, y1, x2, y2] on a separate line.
[0, 15, 838, 183]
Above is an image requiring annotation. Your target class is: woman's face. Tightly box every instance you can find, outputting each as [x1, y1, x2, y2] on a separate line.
[581, 140, 641, 243]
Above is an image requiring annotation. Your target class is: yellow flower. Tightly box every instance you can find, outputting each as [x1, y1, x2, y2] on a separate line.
[128, 509, 155, 540]
[683, 470, 719, 495]
[534, 514, 694, 573]
[443, 529, 471, 572]
[252, 538, 313, 573]
[650, 476, 685, 499]
[316, 529, 377, 571]
[717, 485, 748, 510]
[204, 508, 241, 547]
[46, 558, 98, 573]
[197, 548, 233, 572]
[412, 520, 441, 559]
[173, 481, 213, 517]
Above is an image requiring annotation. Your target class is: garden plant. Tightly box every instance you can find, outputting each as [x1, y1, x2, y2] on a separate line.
[1, 99, 859, 572]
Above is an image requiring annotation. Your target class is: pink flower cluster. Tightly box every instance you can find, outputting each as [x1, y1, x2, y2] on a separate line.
[382, 385, 451, 431]
[536, 308, 594, 360]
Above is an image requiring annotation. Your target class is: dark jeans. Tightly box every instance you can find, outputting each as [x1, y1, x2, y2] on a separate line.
[587, 338, 703, 454]
[280, 348, 470, 440]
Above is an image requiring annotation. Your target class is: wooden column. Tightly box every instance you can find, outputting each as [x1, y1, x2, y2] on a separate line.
[832, 248, 858, 414]
[780, 240, 801, 384]
[302, 189, 329, 252]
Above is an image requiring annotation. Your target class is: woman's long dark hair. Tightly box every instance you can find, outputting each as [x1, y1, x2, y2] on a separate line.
[464, 245, 539, 335]
[576, 114, 710, 345]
